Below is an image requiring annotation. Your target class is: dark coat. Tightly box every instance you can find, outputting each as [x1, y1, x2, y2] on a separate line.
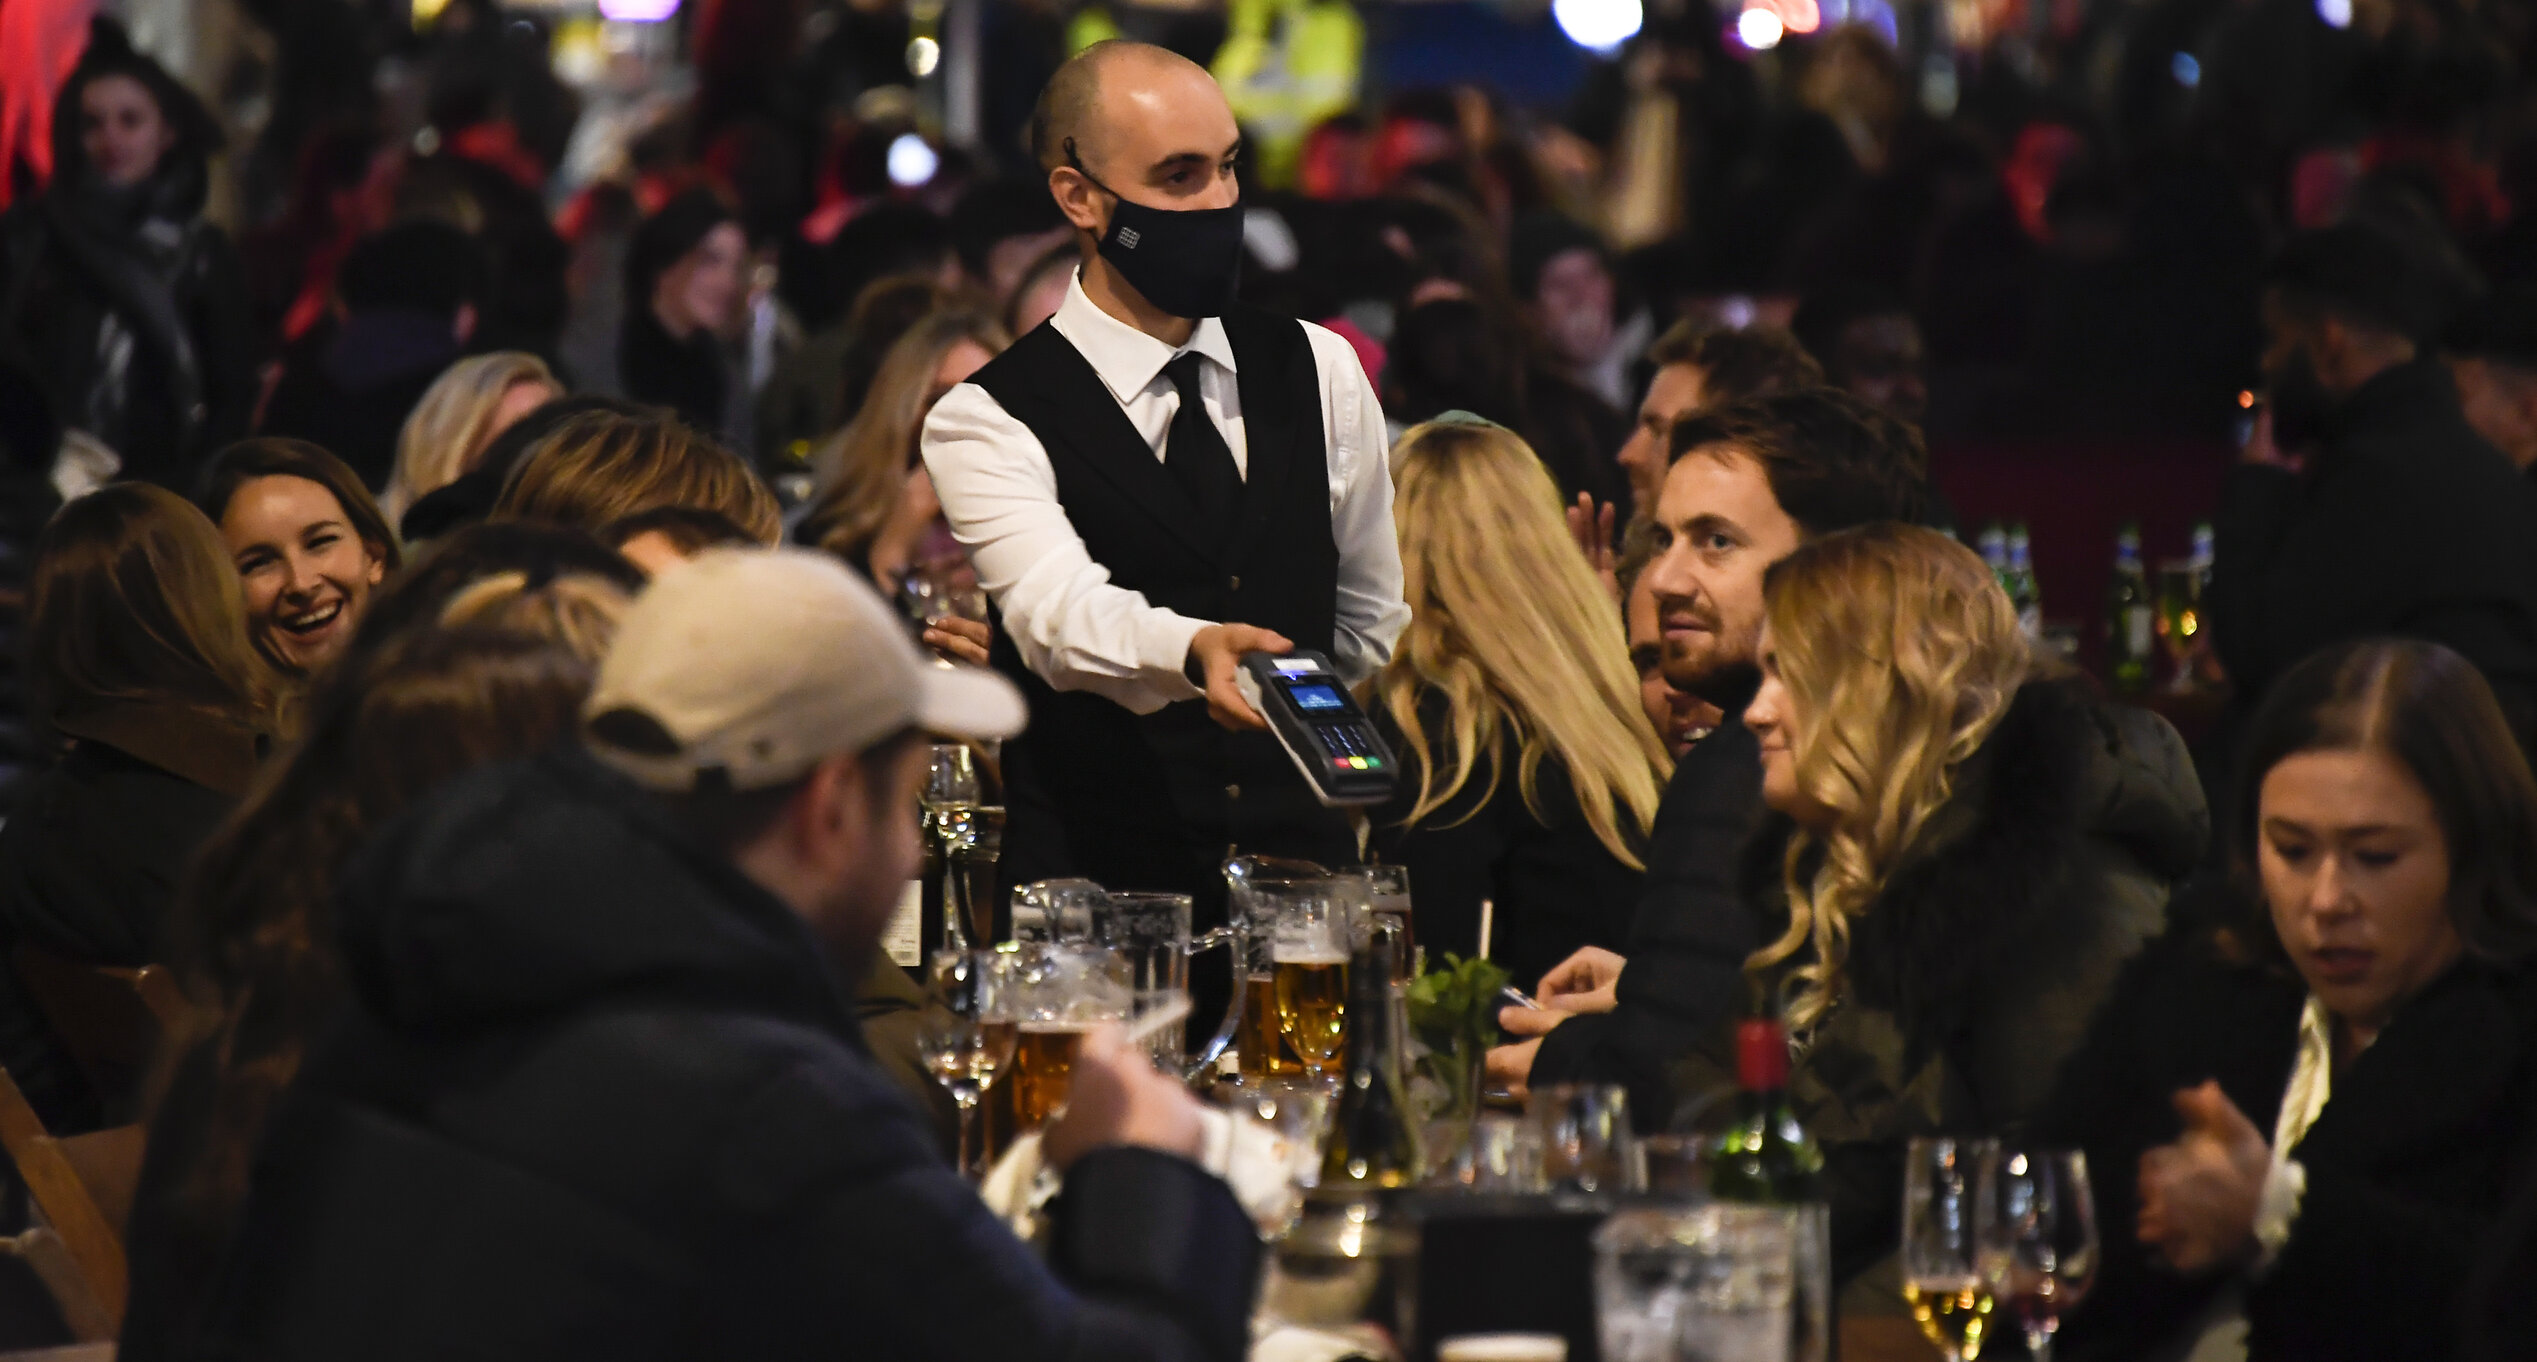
[618, 307, 733, 438]
[0, 165, 254, 483]
[176, 749, 1260, 1361]
[0, 703, 260, 1132]
[258, 314, 464, 491]
[1366, 688, 1649, 991]
[1671, 680, 2207, 1287]
[2042, 935, 2537, 1362]
[2210, 358, 2537, 742]
[1527, 707, 1768, 1125]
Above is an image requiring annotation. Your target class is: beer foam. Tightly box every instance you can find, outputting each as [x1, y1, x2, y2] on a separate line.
[1017, 1021, 1092, 1033]
[1273, 948, 1350, 966]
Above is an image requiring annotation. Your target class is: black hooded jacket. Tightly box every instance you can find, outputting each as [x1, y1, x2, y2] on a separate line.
[170, 749, 1259, 1361]
[0, 36, 254, 483]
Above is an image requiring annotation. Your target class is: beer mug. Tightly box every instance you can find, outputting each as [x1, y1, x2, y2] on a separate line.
[1256, 882, 1353, 1077]
[1094, 891, 1193, 1066]
[1010, 878, 1106, 943]
[1001, 943, 1133, 1131]
[1201, 855, 1330, 1083]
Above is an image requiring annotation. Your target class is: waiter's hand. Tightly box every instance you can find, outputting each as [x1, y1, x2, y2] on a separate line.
[1188, 623, 1291, 731]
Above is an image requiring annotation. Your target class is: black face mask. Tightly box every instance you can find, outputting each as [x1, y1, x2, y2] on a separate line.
[2267, 346, 2335, 454]
[1067, 140, 1244, 320]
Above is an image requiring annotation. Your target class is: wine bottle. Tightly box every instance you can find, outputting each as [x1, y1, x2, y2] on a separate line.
[1708, 1015, 1824, 1203]
[1321, 935, 1420, 1188]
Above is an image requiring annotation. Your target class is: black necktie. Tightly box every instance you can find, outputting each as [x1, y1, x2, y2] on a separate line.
[1163, 352, 1242, 527]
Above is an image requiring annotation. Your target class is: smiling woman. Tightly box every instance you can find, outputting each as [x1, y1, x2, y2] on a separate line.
[200, 439, 405, 680]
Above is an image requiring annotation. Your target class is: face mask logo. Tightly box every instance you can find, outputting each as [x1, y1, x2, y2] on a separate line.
[1065, 138, 1243, 319]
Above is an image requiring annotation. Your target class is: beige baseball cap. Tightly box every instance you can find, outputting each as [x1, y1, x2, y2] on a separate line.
[584, 547, 1025, 791]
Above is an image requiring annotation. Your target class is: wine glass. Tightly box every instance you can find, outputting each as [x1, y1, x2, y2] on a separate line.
[915, 950, 1017, 1181]
[1902, 1137, 2001, 1362]
[921, 745, 981, 950]
[1978, 1147, 2098, 1362]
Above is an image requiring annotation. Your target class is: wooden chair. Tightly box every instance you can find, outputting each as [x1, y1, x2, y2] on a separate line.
[10, 944, 191, 1122]
[0, 1069, 131, 1339]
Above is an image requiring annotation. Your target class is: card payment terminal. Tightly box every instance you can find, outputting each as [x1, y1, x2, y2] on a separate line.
[1236, 651, 1399, 807]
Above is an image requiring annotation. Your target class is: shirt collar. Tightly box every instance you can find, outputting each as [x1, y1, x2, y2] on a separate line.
[1048, 270, 1237, 407]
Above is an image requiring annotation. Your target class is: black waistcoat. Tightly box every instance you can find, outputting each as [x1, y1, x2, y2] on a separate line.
[971, 306, 1353, 917]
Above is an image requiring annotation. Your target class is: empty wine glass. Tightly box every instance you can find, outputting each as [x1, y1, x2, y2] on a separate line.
[1977, 1147, 2098, 1362]
[1901, 1137, 2001, 1362]
[915, 950, 1017, 1181]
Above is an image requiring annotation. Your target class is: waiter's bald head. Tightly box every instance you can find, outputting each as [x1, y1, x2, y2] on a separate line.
[1030, 41, 1240, 185]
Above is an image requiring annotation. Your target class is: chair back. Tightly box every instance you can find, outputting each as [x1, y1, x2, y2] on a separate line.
[0, 1069, 127, 1336]
[11, 943, 189, 1119]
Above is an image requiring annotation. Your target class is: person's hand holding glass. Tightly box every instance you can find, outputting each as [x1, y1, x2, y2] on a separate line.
[1977, 1147, 2098, 1362]
[915, 949, 1017, 1182]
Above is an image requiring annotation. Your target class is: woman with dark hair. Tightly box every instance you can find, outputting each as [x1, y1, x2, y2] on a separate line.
[2044, 638, 2537, 1362]
[201, 438, 403, 679]
[0, 484, 277, 1131]
[0, 23, 255, 483]
[618, 188, 747, 442]
[125, 615, 626, 1358]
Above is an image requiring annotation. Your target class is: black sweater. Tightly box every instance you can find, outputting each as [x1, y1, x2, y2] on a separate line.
[1366, 689, 1648, 992]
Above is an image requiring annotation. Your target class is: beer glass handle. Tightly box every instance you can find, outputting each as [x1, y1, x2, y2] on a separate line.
[1182, 927, 1243, 1084]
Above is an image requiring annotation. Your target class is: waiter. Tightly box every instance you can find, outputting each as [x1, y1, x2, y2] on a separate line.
[924, 40, 1407, 945]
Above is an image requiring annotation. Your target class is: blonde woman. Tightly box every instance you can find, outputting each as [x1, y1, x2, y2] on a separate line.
[1732, 523, 2203, 1288]
[798, 307, 1010, 586]
[1367, 415, 1671, 990]
[383, 353, 560, 525]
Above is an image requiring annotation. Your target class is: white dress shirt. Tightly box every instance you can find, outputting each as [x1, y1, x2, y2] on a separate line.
[923, 273, 1409, 715]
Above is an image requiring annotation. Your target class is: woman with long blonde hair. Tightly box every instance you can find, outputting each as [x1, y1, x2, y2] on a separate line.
[1734, 523, 2204, 1287]
[382, 353, 560, 525]
[1368, 416, 1671, 989]
[798, 307, 1010, 585]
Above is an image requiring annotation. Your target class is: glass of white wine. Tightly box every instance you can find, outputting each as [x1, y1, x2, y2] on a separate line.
[1902, 1136, 2001, 1362]
[1978, 1147, 2098, 1362]
[916, 950, 1018, 1182]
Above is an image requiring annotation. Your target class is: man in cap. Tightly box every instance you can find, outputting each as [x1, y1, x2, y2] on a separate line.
[197, 548, 1259, 1359]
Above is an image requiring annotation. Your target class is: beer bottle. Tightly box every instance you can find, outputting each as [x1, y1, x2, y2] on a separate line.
[2104, 521, 2153, 693]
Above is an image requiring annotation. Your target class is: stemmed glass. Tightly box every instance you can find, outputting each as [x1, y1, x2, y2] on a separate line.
[2155, 561, 2202, 692]
[1901, 1137, 2001, 1362]
[921, 745, 981, 950]
[1978, 1147, 2098, 1362]
[915, 950, 1017, 1182]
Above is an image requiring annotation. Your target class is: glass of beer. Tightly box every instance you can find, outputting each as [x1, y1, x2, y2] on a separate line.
[1003, 943, 1132, 1131]
[1238, 927, 1304, 1085]
[1095, 892, 1194, 1067]
[1262, 885, 1352, 1077]
[2154, 560, 2203, 693]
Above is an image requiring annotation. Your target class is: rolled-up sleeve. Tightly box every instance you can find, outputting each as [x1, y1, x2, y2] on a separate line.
[923, 385, 1209, 714]
[1304, 322, 1409, 688]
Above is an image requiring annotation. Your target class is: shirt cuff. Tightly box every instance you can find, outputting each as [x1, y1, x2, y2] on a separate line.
[1140, 612, 1211, 703]
[2252, 1158, 2306, 1273]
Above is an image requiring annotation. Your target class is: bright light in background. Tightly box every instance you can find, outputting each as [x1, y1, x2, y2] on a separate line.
[596, 0, 678, 22]
[2171, 51, 2201, 86]
[2316, 0, 2351, 25]
[1553, 0, 1644, 53]
[1737, 6, 1785, 50]
[887, 133, 940, 187]
[905, 35, 942, 77]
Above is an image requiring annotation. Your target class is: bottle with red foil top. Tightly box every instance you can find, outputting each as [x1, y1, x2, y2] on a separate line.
[1707, 1013, 1825, 1203]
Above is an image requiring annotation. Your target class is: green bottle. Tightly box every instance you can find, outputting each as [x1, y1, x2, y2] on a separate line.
[1707, 1015, 1824, 1204]
[2105, 522, 2153, 693]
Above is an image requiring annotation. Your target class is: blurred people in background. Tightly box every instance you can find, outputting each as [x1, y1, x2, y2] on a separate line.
[0, 25, 254, 485]
[382, 352, 560, 524]
[601, 505, 758, 576]
[949, 178, 1075, 311]
[2445, 281, 2537, 476]
[1611, 320, 1824, 519]
[1725, 523, 2199, 1292]
[494, 405, 781, 544]
[202, 439, 403, 681]
[1368, 415, 1670, 990]
[1510, 210, 1632, 410]
[1790, 282, 1930, 429]
[396, 393, 650, 543]
[2046, 640, 2537, 1362]
[1006, 243, 1081, 337]
[800, 307, 1008, 590]
[620, 189, 748, 446]
[2209, 224, 2537, 762]
[129, 591, 628, 1358]
[259, 221, 488, 489]
[0, 484, 278, 1134]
